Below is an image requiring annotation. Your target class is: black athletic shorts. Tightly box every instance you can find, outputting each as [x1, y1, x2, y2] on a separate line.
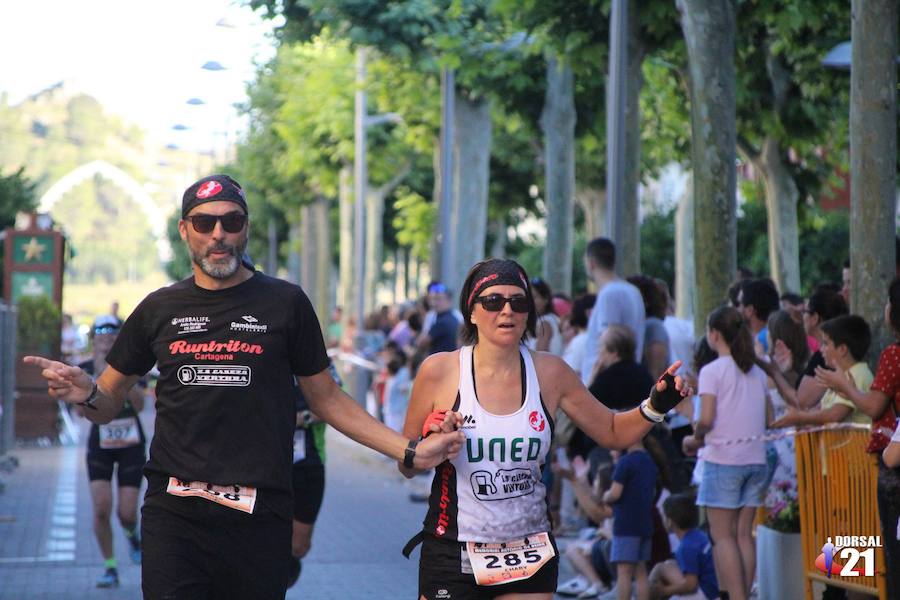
[141, 489, 292, 600]
[291, 463, 325, 524]
[86, 444, 146, 487]
[418, 534, 559, 600]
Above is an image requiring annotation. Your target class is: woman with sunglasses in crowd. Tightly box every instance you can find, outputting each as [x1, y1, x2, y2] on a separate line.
[399, 258, 690, 600]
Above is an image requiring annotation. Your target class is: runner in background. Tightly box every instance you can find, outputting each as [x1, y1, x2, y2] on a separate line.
[287, 362, 341, 589]
[77, 315, 147, 589]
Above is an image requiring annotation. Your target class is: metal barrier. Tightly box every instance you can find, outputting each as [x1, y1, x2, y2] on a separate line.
[796, 428, 886, 599]
[0, 303, 17, 457]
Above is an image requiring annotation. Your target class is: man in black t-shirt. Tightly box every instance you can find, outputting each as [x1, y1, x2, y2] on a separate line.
[25, 174, 465, 600]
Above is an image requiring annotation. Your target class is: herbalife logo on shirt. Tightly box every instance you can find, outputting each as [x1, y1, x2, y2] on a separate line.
[230, 314, 268, 333]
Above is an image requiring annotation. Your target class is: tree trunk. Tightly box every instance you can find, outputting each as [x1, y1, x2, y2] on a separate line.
[364, 189, 383, 314]
[576, 187, 607, 241]
[489, 217, 506, 259]
[430, 141, 443, 280]
[757, 137, 800, 294]
[451, 92, 492, 295]
[540, 53, 576, 295]
[312, 196, 331, 326]
[674, 173, 695, 320]
[287, 218, 301, 285]
[338, 165, 353, 312]
[620, 5, 645, 278]
[850, 0, 897, 360]
[299, 203, 314, 294]
[266, 218, 278, 276]
[677, 0, 737, 337]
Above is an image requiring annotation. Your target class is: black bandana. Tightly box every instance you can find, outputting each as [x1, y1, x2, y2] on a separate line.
[466, 260, 530, 307]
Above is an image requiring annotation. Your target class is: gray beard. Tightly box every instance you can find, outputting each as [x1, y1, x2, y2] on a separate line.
[191, 238, 247, 280]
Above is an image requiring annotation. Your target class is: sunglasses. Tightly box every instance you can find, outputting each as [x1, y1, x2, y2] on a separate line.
[93, 325, 119, 336]
[185, 212, 247, 234]
[474, 294, 530, 313]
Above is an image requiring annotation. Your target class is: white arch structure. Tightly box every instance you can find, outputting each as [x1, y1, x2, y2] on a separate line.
[38, 160, 173, 262]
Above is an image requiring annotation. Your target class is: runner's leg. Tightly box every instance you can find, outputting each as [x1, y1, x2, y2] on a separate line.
[89, 480, 114, 560]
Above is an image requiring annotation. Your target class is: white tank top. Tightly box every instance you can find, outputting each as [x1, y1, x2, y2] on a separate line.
[424, 345, 553, 542]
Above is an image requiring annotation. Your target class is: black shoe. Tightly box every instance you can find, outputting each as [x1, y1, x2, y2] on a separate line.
[286, 557, 302, 588]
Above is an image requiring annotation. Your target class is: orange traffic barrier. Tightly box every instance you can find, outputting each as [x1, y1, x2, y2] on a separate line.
[796, 428, 885, 599]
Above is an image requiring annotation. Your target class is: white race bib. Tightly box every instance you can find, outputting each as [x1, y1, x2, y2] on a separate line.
[98, 417, 140, 449]
[465, 532, 555, 586]
[293, 429, 306, 463]
[166, 477, 257, 514]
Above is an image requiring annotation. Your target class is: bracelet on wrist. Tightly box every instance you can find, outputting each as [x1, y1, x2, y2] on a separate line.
[77, 381, 100, 411]
[639, 399, 665, 423]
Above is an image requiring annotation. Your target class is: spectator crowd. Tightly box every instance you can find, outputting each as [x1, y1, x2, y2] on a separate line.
[328, 237, 900, 600]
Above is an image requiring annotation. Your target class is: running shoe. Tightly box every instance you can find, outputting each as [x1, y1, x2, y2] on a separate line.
[556, 576, 589, 596]
[128, 536, 142, 564]
[577, 582, 608, 598]
[96, 568, 119, 588]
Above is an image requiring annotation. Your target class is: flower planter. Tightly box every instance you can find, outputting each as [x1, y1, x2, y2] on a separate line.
[756, 524, 803, 600]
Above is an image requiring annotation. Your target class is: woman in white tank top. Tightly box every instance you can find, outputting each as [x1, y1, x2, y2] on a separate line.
[399, 259, 691, 600]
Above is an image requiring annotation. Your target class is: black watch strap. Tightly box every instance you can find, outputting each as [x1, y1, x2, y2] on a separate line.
[403, 439, 418, 469]
[78, 381, 99, 411]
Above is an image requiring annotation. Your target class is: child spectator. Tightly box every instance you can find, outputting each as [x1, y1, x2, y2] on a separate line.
[649, 493, 719, 600]
[602, 436, 659, 600]
[381, 344, 411, 432]
[556, 460, 615, 598]
[815, 278, 900, 593]
[772, 315, 872, 428]
[682, 306, 770, 600]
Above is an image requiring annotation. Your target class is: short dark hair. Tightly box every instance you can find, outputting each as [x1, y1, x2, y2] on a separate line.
[663, 493, 699, 530]
[807, 288, 848, 323]
[458, 258, 536, 346]
[586, 237, 616, 271]
[740, 278, 780, 321]
[627, 274, 666, 320]
[821, 315, 872, 362]
[727, 279, 745, 308]
[602, 325, 636, 363]
[780, 292, 803, 306]
[570, 293, 596, 330]
[889, 277, 900, 335]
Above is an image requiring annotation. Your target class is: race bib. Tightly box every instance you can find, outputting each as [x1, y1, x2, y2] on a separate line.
[465, 532, 555, 586]
[293, 429, 306, 463]
[98, 417, 141, 449]
[166, 477, 257, 514]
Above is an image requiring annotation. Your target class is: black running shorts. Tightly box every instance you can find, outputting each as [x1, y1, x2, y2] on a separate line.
[291, 463, 325, 524]
[141, 490, 292, 600]
[86, 444, 146, 487]
[418, 534, 559, 600]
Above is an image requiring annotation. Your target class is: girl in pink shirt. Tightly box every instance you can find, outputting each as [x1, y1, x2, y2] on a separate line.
[683, 306, 771, 600]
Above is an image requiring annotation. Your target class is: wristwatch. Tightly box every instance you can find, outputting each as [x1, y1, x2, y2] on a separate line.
[639, 398, 665, 423]
[77, 381, 100, 411]
[403, 439, 418, 469]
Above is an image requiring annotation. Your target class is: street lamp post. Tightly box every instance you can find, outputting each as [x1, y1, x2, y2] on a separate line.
[605, 0, 627, 274]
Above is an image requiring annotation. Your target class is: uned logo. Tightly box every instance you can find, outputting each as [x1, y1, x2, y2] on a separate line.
[815, 536, 881, 578]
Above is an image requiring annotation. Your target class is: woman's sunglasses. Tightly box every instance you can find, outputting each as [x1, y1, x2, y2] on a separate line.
[474, 294, 530, 313]
[185, 212, 247, 234]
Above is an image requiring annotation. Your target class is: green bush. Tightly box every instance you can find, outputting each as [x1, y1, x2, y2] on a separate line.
[16, 295, 62, 356]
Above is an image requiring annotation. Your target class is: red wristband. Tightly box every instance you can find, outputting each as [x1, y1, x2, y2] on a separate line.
[421, 410, 448, 438]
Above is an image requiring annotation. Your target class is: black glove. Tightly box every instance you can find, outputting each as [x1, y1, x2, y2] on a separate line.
[648, 370, 683, 413]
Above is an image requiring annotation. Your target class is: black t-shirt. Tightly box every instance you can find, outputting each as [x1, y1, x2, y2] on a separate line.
[105, 272, 329, 519]
[428, 310, 460, 355]
[570, 360, 654, 458]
